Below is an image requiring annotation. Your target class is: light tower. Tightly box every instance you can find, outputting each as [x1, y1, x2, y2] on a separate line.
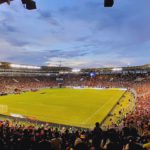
[104, 0, 114, 7]
[0, 0, 36, 10]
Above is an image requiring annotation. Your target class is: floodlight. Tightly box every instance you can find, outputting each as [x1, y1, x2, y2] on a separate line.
[21, 0, 26, 4]
[112, 68, 122, 71]
[104, 0, 114, 7]
[72, 68, 81, 73]
[21, 0, 36, 10]
[10, 64, 41, 69]
[26, 0, 36, 10]
[0, 0, 11, 5]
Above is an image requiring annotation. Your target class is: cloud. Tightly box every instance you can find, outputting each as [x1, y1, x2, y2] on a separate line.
[38, 10, 60, 26]
[2, 22, 18, 33]
[0, 0, 149, 68]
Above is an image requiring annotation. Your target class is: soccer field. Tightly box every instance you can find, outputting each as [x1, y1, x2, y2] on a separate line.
[0, 88, 125, 128]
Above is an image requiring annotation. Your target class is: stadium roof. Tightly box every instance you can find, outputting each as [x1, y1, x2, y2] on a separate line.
[0, 62, 150, 73]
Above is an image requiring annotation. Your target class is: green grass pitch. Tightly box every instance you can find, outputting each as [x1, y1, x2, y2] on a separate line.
[0, 88, 125, 128]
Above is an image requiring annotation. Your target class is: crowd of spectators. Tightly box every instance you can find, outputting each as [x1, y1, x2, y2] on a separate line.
[0, 120, 149, 150]
[0, 76, 57, 94]
[0, 73, 149, 150]
[124, 82, 150, 135]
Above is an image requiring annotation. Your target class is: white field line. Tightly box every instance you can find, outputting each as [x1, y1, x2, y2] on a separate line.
[81, 95, 116, 125]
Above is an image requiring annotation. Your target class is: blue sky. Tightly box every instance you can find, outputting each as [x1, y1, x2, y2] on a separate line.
[0, 0, 150, 68]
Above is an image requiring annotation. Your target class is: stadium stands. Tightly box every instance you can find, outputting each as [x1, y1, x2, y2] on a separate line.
[0, 62, 149, 150]
[0, 119, 149, 150]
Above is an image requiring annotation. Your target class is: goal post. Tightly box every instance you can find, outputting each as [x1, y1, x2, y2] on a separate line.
[0, 105, 8, 114]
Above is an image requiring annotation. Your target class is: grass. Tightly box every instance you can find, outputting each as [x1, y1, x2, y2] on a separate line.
[0, 88, 125, 128]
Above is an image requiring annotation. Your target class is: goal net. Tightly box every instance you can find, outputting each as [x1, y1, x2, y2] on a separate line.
[0, 105, 8, 114]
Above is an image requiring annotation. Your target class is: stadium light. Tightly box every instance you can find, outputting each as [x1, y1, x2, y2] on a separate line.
[10, 64, 41, 69]
[21, 0, 26, 4]
[21, 0, 36, 10]
[0, 0, 36, 10]
[104, 0, 114, 7]
[112, 68, 122, 71]
[0, 0, 12, 5]
[72, 68, 81, 73]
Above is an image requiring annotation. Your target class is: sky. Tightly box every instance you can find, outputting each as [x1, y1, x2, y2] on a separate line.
[0, 0, 150, 68]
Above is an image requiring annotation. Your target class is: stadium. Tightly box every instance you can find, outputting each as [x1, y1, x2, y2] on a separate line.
[0, 62, 149, 150]
[0, 0, 150, 150]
